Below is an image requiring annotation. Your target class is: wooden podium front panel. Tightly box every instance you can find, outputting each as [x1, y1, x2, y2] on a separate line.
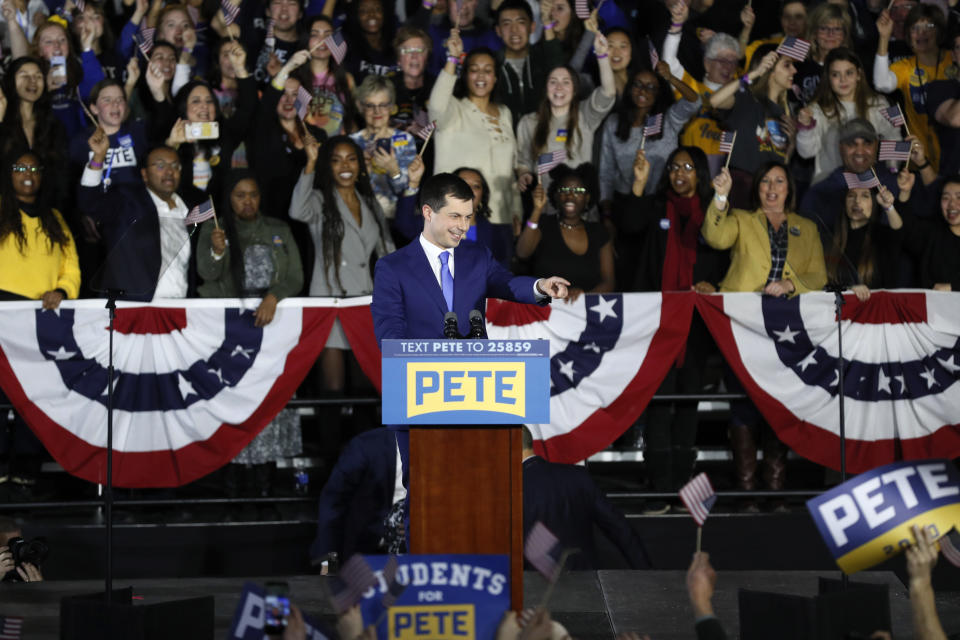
[409, 427, 523, 611]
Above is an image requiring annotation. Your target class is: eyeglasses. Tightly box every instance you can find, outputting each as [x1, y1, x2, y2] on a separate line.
[910, 22, 937, 32]
[149, 160, 182, 171]
[707, 57, 738, 68]
[817, 25, 845, 35]
[632, 81, 658, 92]
[557, 186, 587, 195]
[362, 101, 392, 111]
[12, 165, 42, 173]
[667, 162, 695, 172]
[399, 47, 425, 55]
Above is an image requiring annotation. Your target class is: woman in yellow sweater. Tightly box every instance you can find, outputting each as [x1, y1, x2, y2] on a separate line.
[0, 150, 80, 304]
[0, 149, 79, 498]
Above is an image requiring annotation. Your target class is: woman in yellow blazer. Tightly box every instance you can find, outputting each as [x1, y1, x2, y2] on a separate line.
[702, 161, 826, 511]
[704, 162, 827, 296]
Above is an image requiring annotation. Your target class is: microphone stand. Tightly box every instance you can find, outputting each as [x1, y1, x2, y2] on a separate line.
[104, 289, 123, 621]
[825, 283, 848, 589]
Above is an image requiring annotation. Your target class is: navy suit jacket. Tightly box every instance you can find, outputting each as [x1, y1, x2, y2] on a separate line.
[523, 456, 652, 570]
[309, 428, 398, 562]
[371, 236, 538, 345]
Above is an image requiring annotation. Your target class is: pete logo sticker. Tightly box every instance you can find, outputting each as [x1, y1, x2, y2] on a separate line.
[389, 604, 475, 639]
[406, 363, 525, 418]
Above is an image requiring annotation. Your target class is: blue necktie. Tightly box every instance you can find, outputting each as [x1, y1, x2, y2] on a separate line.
[439, 251, 454, 312]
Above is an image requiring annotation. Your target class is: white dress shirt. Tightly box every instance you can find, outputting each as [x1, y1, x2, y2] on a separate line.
[148, 189, 191, 299]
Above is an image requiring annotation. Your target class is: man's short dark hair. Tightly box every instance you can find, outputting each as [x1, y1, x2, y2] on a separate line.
[419, 173, 474, 213]
[496, 0, 533, 24]
[521, 425, 534, 450]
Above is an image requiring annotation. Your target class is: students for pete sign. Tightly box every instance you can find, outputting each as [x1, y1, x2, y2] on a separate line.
[359, 554, 510, 640]
[806, 459, 960, 574]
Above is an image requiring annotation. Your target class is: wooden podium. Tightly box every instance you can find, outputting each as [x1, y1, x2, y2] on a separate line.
[381, 339, 551, 613]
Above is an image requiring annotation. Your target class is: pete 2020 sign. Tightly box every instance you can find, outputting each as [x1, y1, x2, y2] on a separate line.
[807, 459, 960, 574]
[359, 554, 510, 640]
[380, 340, 550, 424]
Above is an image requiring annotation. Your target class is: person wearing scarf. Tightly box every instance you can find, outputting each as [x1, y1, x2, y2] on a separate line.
[621, 146, 728, 515]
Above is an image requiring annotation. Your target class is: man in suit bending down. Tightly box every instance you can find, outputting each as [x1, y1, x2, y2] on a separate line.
[371, 172, 570, 519]
[522, 426, 652, 570]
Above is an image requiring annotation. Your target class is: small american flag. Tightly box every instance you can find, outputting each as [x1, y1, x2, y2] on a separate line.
[525, 521, 561, 579]
[648, 40, 659, 68]
[134, 27, 155, 57]
[679, 472, 717, 527]
[324, 30, 348, 65]
[940, 529, 960, 568]
[842, 170, 881, 190]
[380, 555, 406, 608]
[220, 0, 240, 26]
[186, 4, 200, 25]
[878, 140, 912, 162]
[776, 36, 811, 61]
[0, 615, 23, 640]
[294, 85, 313, 120]
[881, 105, 905, 127]
[537, 149, 567, 175]
[718, 130, 736, 154]
[642, 113, 663, 138]
[413, 119, 437, 142]
[330, 554, 378, 614]
[574, 0, 590, 19]
[184, 199, 216, 226]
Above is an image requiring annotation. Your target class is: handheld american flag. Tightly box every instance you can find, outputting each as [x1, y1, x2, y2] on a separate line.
[881, 105, 905, 127]
[776, 36, 811, 61]
[380, 555, 406, 608]
[718, 130, 736, 154]
[220, 0, 240, 26]
[133, 28, 155, 57]
[643, 113, 663, 138]
[842, 170, 881, 190]
[185, 199, 216, 226]
[324, 31, 348, 65]
[294, 85, 313, 120]
[413, 119, 437, 141]
[329, 554, 378, 614]
[878, 140, 911, 162]
[679, 472, 717, 527]
[575, 0, 590, 19]
[0, 615, 22, 640]
[648, 40, 659, 68]
[537, 149, 567, 175]
[524, 521, 562, 579]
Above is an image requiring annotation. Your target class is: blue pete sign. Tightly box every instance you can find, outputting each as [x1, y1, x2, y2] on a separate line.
[227, 582, 330, 639]
[807, 459, 960, 574]
[359, 554, 510, 640]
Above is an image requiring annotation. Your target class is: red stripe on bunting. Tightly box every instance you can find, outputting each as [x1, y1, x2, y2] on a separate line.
[0, 306, 337, 488]
[486, 297, 552, 325]
[114, 307, 188, 334]
[693, 294, 960, 473]
[341, 305, 383, 392]
[532, 292, 696, 464]
[839, 291, 928, 324]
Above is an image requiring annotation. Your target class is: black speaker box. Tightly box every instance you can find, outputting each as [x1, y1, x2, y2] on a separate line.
[60, 587, 214, 640]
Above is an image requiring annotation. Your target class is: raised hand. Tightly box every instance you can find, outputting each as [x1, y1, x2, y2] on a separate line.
[210, 227, 227, 254]
[88, 126, 110, 161]
[226, 41, 248, 78]
[712, 167, 732, 198]
[897, 166, 916, 197]
[408, 154, 425, 188]
[531, 181, 547, 211]
[797, 106, 813, 127]
[446, 28, 463, 59]
[876, 9, 893, 42]
[740, 3, 755, 30]
[632, 148, 650, 193]
[593, 32, 609, 58]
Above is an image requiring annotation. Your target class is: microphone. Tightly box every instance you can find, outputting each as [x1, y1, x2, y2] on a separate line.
[443, 311, 459, 339]
[468, 310, 485, 338]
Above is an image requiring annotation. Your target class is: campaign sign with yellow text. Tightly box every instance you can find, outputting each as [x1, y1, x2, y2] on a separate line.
[807, 459, 960, 574]
[358, 554, 510, 640]
[381, 340, 550, 424]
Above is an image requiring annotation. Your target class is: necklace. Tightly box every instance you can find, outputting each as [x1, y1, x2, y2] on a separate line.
[558, 218, 583, 230]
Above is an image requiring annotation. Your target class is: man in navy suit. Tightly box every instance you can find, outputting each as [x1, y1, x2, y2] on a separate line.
[371, 172, 569, 539]
[522, 427, 651, 570]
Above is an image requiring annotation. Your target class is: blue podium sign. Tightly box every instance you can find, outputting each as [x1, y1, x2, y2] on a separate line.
[381, 339, 550, 424]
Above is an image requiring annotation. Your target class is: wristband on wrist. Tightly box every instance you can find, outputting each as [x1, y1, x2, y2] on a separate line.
[446, 55, 460, 65]
[88, 160, 104, 169]
[884, 203, 896, 213]
[422, 0, 435, 7]
[543, 21, 556, 30]
[526, 220, 539, 230]
[714, 194, 728, 203]
[595, 53, 608, 59]
[740, 73, 752, 87]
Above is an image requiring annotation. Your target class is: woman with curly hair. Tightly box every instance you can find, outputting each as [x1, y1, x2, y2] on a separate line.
[289, 134, 394, 461]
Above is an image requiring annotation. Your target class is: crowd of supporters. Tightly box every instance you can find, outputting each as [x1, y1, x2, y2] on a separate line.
[2, 0, 960, 499]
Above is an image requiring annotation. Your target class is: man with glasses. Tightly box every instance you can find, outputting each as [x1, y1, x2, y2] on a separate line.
[676, 32, 741, 177]
[78, 130, 195, 301]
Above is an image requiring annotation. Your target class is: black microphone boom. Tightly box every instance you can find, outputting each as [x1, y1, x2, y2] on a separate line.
[443, 311, 460, 339]
[468, 310, 485, 338]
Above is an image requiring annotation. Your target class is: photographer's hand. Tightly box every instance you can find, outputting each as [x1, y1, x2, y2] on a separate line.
[0, 549, 13, 575]
[17, 562, 43, 582]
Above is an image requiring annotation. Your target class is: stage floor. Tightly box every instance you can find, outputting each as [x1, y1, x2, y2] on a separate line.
[5, 570, 959, 639]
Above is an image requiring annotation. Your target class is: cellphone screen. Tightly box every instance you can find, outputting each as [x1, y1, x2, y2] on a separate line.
[376, 138, 392, 153]
[264, 584, 290, 630]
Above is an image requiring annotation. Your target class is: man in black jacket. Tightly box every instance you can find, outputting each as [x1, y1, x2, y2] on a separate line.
[521, 426, 651, 570]
[494, 0, 564, 128]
